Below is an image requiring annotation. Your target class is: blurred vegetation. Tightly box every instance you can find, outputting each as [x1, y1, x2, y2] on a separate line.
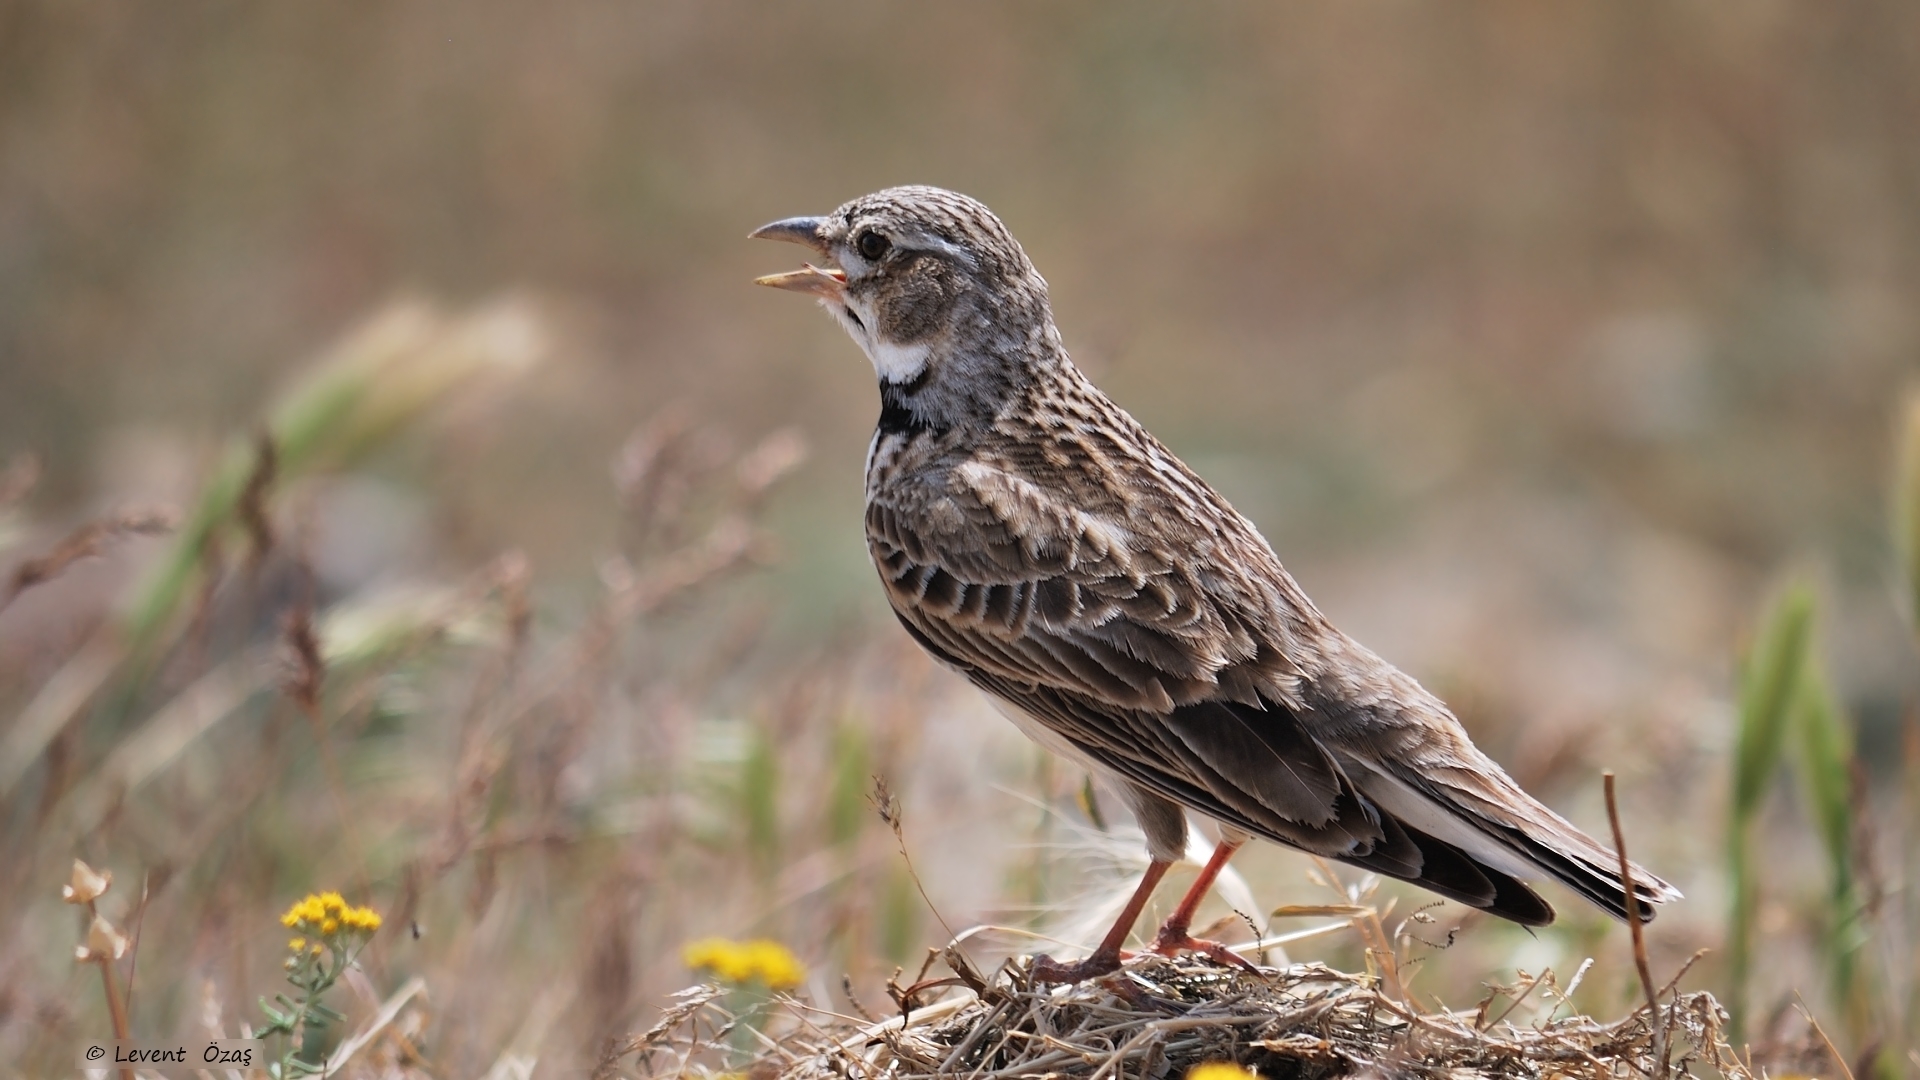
[1726, 582, 1895, 1071]
[1726, 581, 1814, 1037]
[2, 2, 1919, 1076]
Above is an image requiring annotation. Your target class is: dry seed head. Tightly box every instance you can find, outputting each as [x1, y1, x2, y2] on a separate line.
[870, 776, 900, 832]
[63, 859, 111, 904]
[76, 914, 129, 962]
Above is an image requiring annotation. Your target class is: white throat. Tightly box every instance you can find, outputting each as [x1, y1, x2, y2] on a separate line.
[826, 295, 929, 384]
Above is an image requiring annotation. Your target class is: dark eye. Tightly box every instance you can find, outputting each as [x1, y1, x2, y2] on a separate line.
[856, 230, 891, 261]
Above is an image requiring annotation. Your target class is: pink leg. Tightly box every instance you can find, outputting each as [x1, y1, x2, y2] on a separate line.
[1148, 837, 1259, 973]
[1030, 859, 1172, 983]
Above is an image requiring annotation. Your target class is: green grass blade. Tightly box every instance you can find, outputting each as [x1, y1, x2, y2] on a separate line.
[826, 722, 870, 849]
[1733, 582, 1815, 820]
[742, 724, 781, 876]
[120, 306, 431, 646]
[121, 300, 545, 650]
[1792, 664, 1866, 1029]
[1726, 579, 1815, 1038]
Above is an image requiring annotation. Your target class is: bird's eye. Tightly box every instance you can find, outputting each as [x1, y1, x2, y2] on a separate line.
[856, 230, 891, 261]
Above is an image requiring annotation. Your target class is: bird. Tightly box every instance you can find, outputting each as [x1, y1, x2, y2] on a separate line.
[751, 186, 1679, 982]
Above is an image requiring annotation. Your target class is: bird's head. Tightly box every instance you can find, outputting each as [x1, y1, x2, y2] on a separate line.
[752, 186, 1060, 425]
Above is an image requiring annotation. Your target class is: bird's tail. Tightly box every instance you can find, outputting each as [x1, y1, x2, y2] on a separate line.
[1344, 757, 1681, 925]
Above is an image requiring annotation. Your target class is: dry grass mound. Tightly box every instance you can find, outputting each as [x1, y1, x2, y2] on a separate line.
[617, 953, 1746, 1080]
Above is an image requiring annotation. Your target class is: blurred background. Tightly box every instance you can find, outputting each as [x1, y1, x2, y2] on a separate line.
[3, 2, 1918, 1075]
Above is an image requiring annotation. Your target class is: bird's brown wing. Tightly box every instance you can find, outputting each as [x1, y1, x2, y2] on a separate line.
[865, 457, 1292, 711]
[868, 459, 1562, 924]
[866, 456, 1338, 800]
[896, 612, 1560, 924]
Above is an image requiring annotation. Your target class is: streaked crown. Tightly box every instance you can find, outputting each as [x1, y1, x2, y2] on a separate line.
[753, 186, 1066, 431]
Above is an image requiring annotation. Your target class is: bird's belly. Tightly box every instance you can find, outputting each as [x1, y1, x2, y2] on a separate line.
[979, 690, 1211, 864]
[980, 694, 1106, 774]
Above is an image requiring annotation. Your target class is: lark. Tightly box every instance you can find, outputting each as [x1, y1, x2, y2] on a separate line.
[753, 186, 1678, 982]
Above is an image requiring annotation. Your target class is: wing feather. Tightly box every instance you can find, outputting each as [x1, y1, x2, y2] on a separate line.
[870, 448, 1669, 927]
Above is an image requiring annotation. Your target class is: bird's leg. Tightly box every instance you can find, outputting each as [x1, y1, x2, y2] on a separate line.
[1029, 859, 1172, 983]
[1147, 837, 1260, 973]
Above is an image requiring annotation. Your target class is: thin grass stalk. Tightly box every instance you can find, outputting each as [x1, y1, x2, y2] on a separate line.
[1893, 390, 1920, 645]
[1790, 664, 1872, 1043]
[827, 723, 870, 851]
[1727, 580, 1815, 1038]
[743, 724, 783, 886]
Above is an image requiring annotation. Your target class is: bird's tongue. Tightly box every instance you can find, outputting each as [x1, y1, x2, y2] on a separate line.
[753, 263, 847, 299]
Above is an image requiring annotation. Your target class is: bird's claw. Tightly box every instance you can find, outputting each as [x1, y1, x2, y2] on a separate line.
[1147, 926, 1262, 975]
[1028, 949, 1126, 984]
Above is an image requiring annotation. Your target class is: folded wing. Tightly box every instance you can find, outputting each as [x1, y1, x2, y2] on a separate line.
[869, 454, 1675, 926]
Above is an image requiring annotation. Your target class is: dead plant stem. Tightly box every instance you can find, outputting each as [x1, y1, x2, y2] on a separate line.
[1604, 771, 1665, 1078]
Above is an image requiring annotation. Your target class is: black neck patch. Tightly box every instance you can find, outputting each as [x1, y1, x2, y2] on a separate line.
[888, 361, 934, 396]
[878, 384, 941, 437]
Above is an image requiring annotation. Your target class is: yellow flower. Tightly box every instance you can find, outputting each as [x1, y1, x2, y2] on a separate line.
[681, 937, 806, 989]
[742, 940, 806, 989]
[341, 905, 383, 932]
[279, 896, 315, 928]
[288, 937, 307, 952]
[682, 938, 746, 982]
[280, 892, 383, 940]
[1188, 1064, 1257, 1080]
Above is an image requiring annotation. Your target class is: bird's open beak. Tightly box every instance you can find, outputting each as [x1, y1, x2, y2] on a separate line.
[750, 216, 847, 300]
[750, 216, 829, 251]
[753, 263, 847, 298]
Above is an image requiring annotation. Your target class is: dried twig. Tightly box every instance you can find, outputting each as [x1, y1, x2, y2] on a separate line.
[596, 985, 727, 1080]
[323, 976, 429, 1075]
[237, 431, 278, 566]
[0, 506, 176, 613]
[871, 776, 960, 951]
[1793, 995, 1857, 1080]
[1605, 771, 1665, 1076]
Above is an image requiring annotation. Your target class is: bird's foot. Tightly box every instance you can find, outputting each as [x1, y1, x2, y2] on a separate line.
[1147, 925, 1261, 975]
[1028, 948, 1128, 984]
